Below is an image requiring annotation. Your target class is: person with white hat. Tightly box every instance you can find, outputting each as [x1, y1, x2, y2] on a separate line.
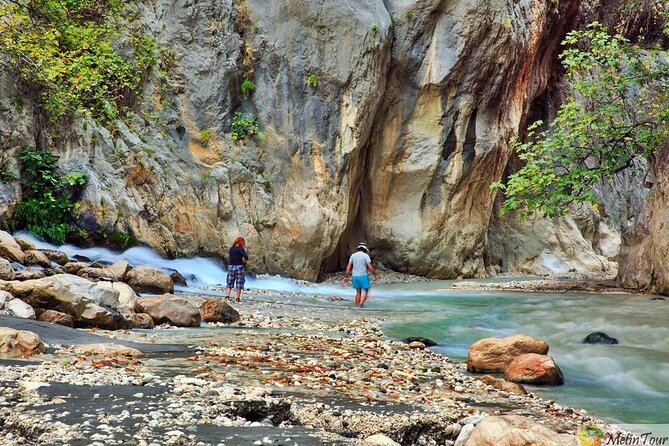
[342, 242, 379, 307]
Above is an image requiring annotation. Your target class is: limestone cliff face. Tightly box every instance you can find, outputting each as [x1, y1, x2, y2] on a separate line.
[0, 0, 637, 280]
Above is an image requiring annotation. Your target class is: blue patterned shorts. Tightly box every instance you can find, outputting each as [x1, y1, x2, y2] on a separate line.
[226, 264, 245, 289]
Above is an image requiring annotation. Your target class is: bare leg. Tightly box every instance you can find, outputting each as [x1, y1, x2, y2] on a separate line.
[225, 288, 231, 299]
[235, 288, 242, 302]
[359, 289, 369, 308]
[355, 289, 362, 307]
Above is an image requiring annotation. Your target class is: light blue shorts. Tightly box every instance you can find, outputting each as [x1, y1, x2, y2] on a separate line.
[352, 275, 370, 290]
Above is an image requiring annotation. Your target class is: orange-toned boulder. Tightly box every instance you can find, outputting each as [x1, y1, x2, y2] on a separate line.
[467, 334, 549, 373]
[505, 353, 564, 385]
[0, 231, 25, 263]
[0, 327, 45, 357]
[23, 250, 51, 268]
[199, 299, 240, 323]
[36, 308, 74, 327]
[479, 375, 527, 395]
[126, 266, 174, 294]
[463, 415, 577, 446]
[132, 312, 155, 329]
[137, 294, 200, 327]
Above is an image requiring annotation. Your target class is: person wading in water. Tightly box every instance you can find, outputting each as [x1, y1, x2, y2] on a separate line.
[225, 237, 249, 302]
[342, 242, 379, 307]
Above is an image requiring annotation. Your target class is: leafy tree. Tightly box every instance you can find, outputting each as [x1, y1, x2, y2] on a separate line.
[492, 22, 669, 218]
[0, 0, 157, 126]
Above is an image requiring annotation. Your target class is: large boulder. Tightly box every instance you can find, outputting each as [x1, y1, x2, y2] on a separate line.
[12, 268, 46, 281]
[199, 299, 240, 323]
[132, 312, 155, 329]
[0, 258, 14, 280]
[137, 294, 201, 327]
[97, 281, 137, 317]
[72, 343, 142, 357]
[108, 261, 131, 282]
[35, 308, 74, 327]
[5, 298, 36, 319]
[467, 334, 549, 373]
[63, 261, 88, 274]
[0, 327, 45, 357]
[41, 249, 69, 265]
[464, 415, 577, 446]
[0, 231, 25, 263]
[125, 266, 174, 294]
[76, 303, 129, 330]
[23, 250, 51, 268]
[4, 275, 120, 319]
[505, 353, 564, 386]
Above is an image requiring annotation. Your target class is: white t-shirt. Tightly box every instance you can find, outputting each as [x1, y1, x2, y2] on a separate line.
[349, 251, 371, 276]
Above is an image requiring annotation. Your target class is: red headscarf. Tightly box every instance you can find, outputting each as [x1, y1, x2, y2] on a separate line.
[232, 237, 246, 248]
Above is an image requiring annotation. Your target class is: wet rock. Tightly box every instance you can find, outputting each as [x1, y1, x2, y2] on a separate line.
[583, 332, 618, 345]
[169, 270, 187, 286]
[199, 299, 240, 323]
[35, 308, 74, 327]
[479, 375, 527, 395]
[467, 334, 549, 373]
[11, 268, 46, 281]
[109, 261, 131, 282]
[41, 249, 69, 265]
[505, 353, 564, 386]
[132, 312, 155, 329]
[23, 250, 51, 268]
[77, 267, 117, 282]
[463, 415, 576, 445]
[62, 261, 89, 274]
[0, 230, 25, 263]
[5, 298, 36, 319]
[0, 258, 13, 280]
[72, 343, 143, 357]
[365, 433, 401, 446]
[137, 294, 201, 327]
[406, 336, 438, 346]
[14, 237, 36, 251]
[76, 303, 129, 330]
[125, 266, 174, 294]
[409, 341, 426, 350]
[0, 327, 45, 356]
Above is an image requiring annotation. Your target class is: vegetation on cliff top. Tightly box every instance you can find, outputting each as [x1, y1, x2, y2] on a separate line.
[493, 22, 669, 218]
[0, 0, 157, 126]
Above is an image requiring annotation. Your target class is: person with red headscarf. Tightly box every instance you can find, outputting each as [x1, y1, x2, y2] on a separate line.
[225, 237, 249, 302]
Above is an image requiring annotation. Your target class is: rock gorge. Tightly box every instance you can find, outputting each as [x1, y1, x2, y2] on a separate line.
[0, 0, 666, 288]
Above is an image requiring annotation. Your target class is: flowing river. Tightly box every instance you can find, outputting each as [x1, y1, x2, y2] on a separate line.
[17, 233, 669, 426]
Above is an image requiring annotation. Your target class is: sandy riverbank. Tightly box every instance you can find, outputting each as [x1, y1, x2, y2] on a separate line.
[0, 286, 621, 446]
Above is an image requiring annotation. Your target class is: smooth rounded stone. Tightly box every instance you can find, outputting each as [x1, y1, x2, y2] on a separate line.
[12, 268, 46, 281]
[109, 261, 131, 282]
[479, 375, 527, 395]
[505, 353, 564, 386]
[136, 294, 200, 327]
[0, 257, 15, 280]
[14, 237, 36, 252]
[406, 336, 438, 346]
[169, 270, 187, 286]
[0, 230, 25, 263]
[77, 267, 118, 282]
[41, 249, 69, 265]
[23, 250, 51, 268]
[72, 343, 143, 357]
[35, 308, 75, 327]
[0, 327, 45, 356]
[132, 313, 155, 329]
[125, 266, 174, 294]
[467, 334, 549, 373]
[0, 290, 13, 307]
[5, 298, 36, 319]
[583, 331, 619, 345]
[63, 261, 89, 274]
[364, 434, 401, 446]
[409, 341, 426, 349]
[455, 422, 476, 446]
[76, 303, 130, 330]
[463, 415, 577, 446]
[97, 281, 137, 317]
[199, 299, 240, 323]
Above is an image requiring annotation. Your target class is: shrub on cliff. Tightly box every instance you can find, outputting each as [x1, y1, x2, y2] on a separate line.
[0, 0, 157, 126]
[493, 22, 669, 218]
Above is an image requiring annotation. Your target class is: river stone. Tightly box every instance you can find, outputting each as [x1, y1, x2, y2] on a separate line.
[583, 331, 619, 345]
[76, 303, 129, 330]
[23, 250, 51, 268]
[132, 312, 155, 329]
[0, 290, 12, 308]
[77, 267, 118, 282]
[137, 294, 201, 327]
[0, 230, 25, 263]
[12, 268, 46, 281]
[463, 415, 577, 446]
[0, 327, 45, 357]
[108, 260, 131, 282]
[125, 266, 174, 294]
[97, 281, 137, 317]
[14, 237, 36, 251]
[35, 308, 74, 327]
[505, 353, 564, 386]
[72, 343, 142, 357]
[364, 434, 401, 446]
[62, 261, 89, 274]
[170, 270, 187, 286]
[479, 375, 527, 395]
[0, 258, 13, 280]
[5, 298, 36, 319]
[409, 341, 426, 350]
[199, 299, 240, 323]
[467, 334, 549, 373]
[3, 274, 120, 319]
[41, 249, 69, 265]
[406, 336, 438, 346]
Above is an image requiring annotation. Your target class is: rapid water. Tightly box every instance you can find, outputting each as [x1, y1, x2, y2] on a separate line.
[16, 233, 669, 425]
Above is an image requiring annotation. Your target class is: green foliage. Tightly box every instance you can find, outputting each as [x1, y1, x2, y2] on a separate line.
[307, 73, 318, 88]
[371, 23, 379, 33]
[200, 128, 212, 145]
[13, 148, 87, 243]
[240, 78, 256, 99]
[492, 22, 669, 218]
[230, 112, 260, 142]
[0, 0, 157, 126]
